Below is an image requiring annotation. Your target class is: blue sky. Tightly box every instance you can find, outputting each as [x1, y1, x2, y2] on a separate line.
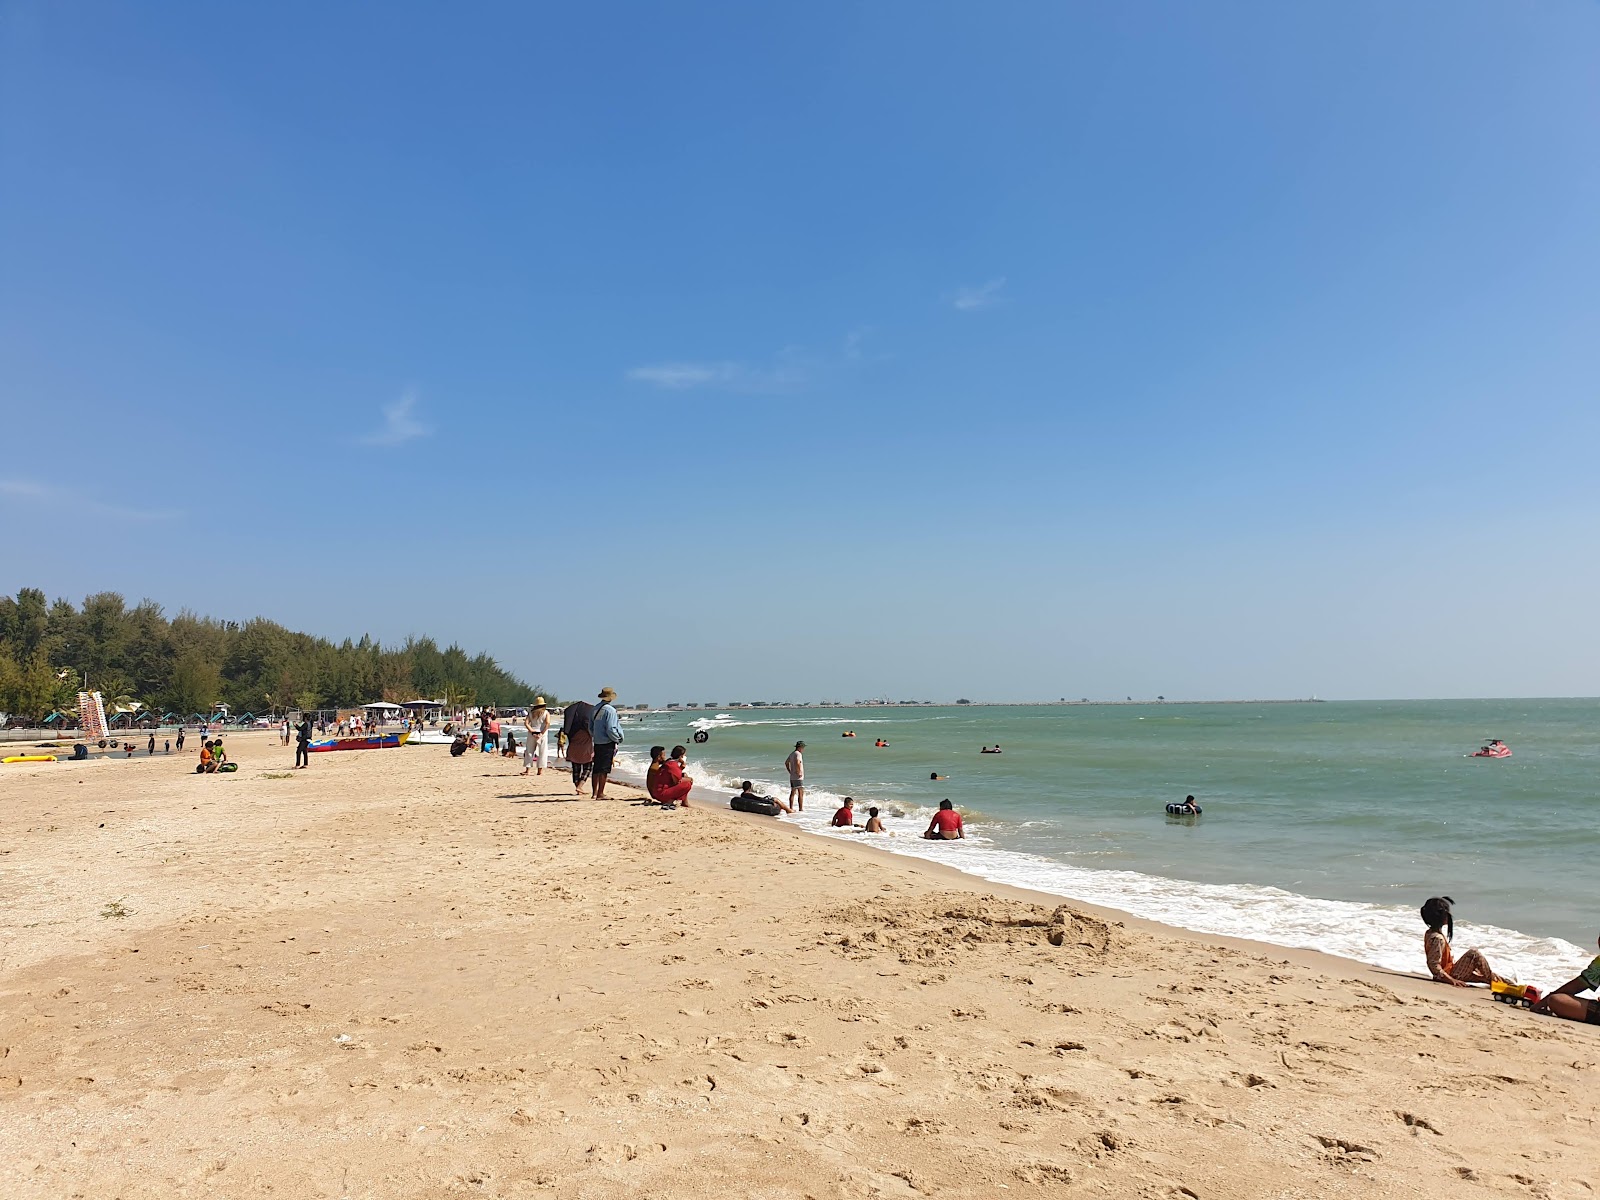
[3, 1, 1598, 702]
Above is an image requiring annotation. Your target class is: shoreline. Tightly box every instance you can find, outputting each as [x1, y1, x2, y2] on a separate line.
[3, 732, 1596, 1198]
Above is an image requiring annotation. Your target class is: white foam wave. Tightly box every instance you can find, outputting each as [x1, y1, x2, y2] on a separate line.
[602, 749, 1589, 987]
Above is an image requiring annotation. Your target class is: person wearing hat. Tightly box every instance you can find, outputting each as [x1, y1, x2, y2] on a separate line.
[589, 687, 624, 800]
[521, 697, 550, 777]
[784, 740, 807, 812]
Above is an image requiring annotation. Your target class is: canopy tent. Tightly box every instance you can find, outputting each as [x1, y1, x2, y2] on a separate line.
[400, 699, 445, 708]
[361, 701, 404, 710]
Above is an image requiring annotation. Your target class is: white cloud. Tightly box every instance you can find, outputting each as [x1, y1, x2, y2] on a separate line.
[625, 362, 742, 390]
[361, 391, 430, 447]
[625, 357, 805, 394]
[0, 478, 179, 522]
[950, 277, 1007, 311]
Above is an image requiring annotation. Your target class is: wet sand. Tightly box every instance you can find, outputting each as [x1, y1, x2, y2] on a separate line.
[1, 732, 1595, 1198]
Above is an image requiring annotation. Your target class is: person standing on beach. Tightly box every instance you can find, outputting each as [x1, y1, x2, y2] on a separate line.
[176, 727, 186, 752]
[294, 717, 312, 769]
[590, 687, 623, 800]
[784, 741, 806, 812]
[562, 697, 595, 796]
[521, 699, 549, 777]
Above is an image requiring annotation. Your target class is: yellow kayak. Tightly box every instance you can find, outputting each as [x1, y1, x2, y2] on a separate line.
[4, 754, 57, 764]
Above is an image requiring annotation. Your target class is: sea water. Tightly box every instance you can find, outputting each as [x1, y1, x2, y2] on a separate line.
[608, 700, 1599, 984]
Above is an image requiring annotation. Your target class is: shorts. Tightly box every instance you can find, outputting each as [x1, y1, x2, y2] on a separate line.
[789, 777, 804, 789]
[593, 741, 618, 774]
[1587, 999, 1600, 1026]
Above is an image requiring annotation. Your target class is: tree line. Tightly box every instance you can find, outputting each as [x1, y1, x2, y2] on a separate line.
[0, 588, 552, 724]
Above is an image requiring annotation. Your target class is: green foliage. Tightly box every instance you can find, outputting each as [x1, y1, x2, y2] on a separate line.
[0, 588, 550, 723]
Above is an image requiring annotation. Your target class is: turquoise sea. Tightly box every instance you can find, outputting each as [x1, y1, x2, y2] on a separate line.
[610, 700, 1599, 984]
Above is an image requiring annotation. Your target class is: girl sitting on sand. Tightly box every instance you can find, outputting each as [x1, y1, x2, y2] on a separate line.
[1422, 896, 1506, 988]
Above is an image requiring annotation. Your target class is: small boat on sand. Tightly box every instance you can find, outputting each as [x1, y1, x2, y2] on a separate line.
[309, 732, 409, 753]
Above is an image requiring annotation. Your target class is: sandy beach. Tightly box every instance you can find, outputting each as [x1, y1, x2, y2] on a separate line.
[1, 732, 1596, 1199]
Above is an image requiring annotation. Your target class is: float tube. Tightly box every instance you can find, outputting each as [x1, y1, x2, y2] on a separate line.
[4, 755, 57, 764]
[730, 794, 783, 816]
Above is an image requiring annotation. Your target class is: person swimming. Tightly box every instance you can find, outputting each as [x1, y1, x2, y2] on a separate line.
[861, 806, 886, 833]
[874, 739, 888, 748]
[929, 772, 947, 781]
[980, 744, 1002, 754]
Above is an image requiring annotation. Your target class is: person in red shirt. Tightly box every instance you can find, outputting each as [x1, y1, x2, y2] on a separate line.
[830, 797, 858, 828]
[658, 744, 694, 807]
[645, 746, 669, 801]
[923, 799, 964, 840]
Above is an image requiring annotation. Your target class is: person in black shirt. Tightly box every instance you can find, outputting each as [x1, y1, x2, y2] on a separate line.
[295, 718, 313, 769]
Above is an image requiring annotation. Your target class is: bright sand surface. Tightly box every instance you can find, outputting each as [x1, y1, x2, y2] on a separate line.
[2, 733, 1597, 1198]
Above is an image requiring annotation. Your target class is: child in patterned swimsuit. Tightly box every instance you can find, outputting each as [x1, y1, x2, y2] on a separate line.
[1533, 935, 1600, 1024]
[1422, 896, 1506, 988]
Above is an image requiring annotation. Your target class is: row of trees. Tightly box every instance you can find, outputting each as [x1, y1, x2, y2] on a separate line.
[0, 588, 552, 724]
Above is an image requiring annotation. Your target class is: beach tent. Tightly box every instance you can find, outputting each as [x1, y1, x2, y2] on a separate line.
[362, 701, 403, 711]
[400, 699, 444, 708]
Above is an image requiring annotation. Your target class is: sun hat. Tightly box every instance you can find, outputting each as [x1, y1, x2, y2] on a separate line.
[598, 687, 617, 701]
[532, 696, 546, 708]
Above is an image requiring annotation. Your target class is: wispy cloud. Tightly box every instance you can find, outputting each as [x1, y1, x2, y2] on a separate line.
[950, 277, 1007, 311]
[0, 478, 180, 522]
[625, 355, 806, 395]
[360, 391, 430, 447]
[625, 362, 743, 390]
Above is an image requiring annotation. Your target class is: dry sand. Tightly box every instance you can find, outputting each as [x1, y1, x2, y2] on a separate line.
[1, 732, 1596, 1199]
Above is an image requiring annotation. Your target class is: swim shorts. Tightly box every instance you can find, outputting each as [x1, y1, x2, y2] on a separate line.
[1587, 999, 1600, 1026]
[789, 776, 804, 789]
[593, 741, 617, 774]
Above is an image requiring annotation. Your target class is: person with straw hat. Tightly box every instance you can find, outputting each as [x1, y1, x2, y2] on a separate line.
[521, 697, 550, 777]
[590, 687, 623, 800]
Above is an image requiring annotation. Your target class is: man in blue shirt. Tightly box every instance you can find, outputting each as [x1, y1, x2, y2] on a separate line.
[589, 687, 624, 800]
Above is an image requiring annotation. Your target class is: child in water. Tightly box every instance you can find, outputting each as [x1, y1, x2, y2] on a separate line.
[1421, 896, 1505, 988]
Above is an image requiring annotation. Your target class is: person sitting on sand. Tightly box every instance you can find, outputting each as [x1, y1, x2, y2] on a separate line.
[861, 806, 886, 833]
[449, 733, 469, 757]
[1532, 933, 1600, 1025]
[923, 799, 965, 840]
[658, 745, 694, 808]
[197, 741, 217, 774]
[645, 746, 669, 801]
[1422, 896, 1505, 988]
[735, 781, 791, 814]
[831, 797, 857, 828]
[212, 739, 227, 768]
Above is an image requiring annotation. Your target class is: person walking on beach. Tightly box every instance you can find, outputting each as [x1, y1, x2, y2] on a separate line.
[295, 717, 312, 769]
[176, 727, 186, 752]
[590, 687, 623, 800]
[562, 696, 595, 796]
[784, 741, 806, 812]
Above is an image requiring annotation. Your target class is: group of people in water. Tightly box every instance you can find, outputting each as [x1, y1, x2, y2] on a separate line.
[1421, 895, 1600, 1025]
